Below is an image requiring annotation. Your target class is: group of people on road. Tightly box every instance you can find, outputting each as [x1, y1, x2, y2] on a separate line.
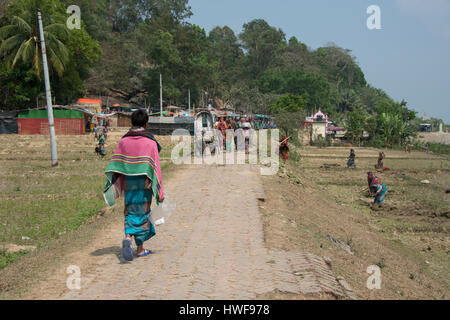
[215, 116, 253, 152]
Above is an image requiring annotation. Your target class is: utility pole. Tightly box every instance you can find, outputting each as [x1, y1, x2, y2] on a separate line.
[188, 88, 191, 116]
[160, 73, 163, 120]
[38, 9, 58, 167]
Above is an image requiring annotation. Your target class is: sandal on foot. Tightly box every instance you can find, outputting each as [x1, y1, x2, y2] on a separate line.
[122, 238, 134, 261]
[137, 249, 152, 257]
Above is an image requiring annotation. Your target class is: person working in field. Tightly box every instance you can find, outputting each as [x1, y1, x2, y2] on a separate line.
[375, 151, 385, 169]
[367, 171, 382, 197]
[370, 182, 387, 208]
[103, 109, 164, 261]
[347, 149, 356, 168]
[403, 142, 410, 153]
[279, 135, 290, 163]
[367, 171, 381, 188]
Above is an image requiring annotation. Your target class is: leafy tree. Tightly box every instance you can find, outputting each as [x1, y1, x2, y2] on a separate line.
[273, 110, 305, 145]
[270, 94, 308, 113]
[314, 45, 366, 90]
[240, 19, 285, 77]
[345, 109, 366, 145]
[66, 28, 101, 79]
[208, 26, 243, 94]
[0, 62, 42, 109]
[338, 88, 361, 113]
[0, 0, 102, 106]
[0, 0, 69, 77]
[258, 69, 333, 113]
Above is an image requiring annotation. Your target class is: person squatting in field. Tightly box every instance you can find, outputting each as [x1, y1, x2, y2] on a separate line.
[103, 109, 164, 261]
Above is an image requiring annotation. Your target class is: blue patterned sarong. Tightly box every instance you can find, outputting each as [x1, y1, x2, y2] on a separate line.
[123, 175, 155, 246]
[372, 184, 387, 204]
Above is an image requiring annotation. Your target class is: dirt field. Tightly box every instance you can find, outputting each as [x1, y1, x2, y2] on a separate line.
[0, 142, 355, 300]
[261, 146, 449, 299]
[0, 132, 448, 299]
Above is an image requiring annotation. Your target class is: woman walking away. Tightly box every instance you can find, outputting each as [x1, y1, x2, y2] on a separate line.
[103, 109, 164, 261]
[370, 183, 387, 209]
[347, 149, 356, 168]
[96, 132, 106, 156]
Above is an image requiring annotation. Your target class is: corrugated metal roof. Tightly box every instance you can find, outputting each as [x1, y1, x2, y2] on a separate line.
[77, 98, 102, 104]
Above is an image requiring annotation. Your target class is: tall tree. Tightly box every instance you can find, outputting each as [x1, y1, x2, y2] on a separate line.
[345, 109, 366, 145]
[0, 0, 69, 77]
[240, 19, 285, 77]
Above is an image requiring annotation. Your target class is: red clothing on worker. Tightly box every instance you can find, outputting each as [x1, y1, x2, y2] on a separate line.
[368, 172, 381, 188]
[279, 135, 290, 162]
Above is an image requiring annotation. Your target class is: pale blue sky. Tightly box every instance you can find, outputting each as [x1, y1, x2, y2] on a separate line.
[188, 0, 450, 123]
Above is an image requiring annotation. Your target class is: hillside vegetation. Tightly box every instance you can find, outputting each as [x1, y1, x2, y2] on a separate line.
[1, 0, 447, 147]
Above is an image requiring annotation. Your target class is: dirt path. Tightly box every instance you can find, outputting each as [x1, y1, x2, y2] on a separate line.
[22, 163, 354, 300]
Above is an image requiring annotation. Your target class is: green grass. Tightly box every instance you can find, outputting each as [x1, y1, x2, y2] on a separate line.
[0, 249, 29, 270]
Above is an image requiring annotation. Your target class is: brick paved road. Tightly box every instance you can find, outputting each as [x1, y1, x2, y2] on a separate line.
[63, 164, 355, 299]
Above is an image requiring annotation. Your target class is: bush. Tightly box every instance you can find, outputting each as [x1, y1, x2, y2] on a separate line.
[289, 149, 302, 162]
[410, 141, 450, 155]
[0, 249, 29, 270]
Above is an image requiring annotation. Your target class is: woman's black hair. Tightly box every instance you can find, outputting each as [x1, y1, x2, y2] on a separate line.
[131, 109, 149, 127]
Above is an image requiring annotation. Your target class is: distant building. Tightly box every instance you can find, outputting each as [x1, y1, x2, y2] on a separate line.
[301, 110, 333, 144]
[328, 127, 346, 139]
[17, 108, 85, 135]
[72, 98, 102, 113]
[420, 124, 432, 132]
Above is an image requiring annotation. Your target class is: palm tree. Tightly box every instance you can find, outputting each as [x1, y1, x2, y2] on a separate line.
[0, 0, 69, 78]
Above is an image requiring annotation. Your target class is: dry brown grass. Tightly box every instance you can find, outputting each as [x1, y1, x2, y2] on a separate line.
[0, 130, 178, 299]
[260, 146, 449, 299]
[0, 130, 175, 271]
